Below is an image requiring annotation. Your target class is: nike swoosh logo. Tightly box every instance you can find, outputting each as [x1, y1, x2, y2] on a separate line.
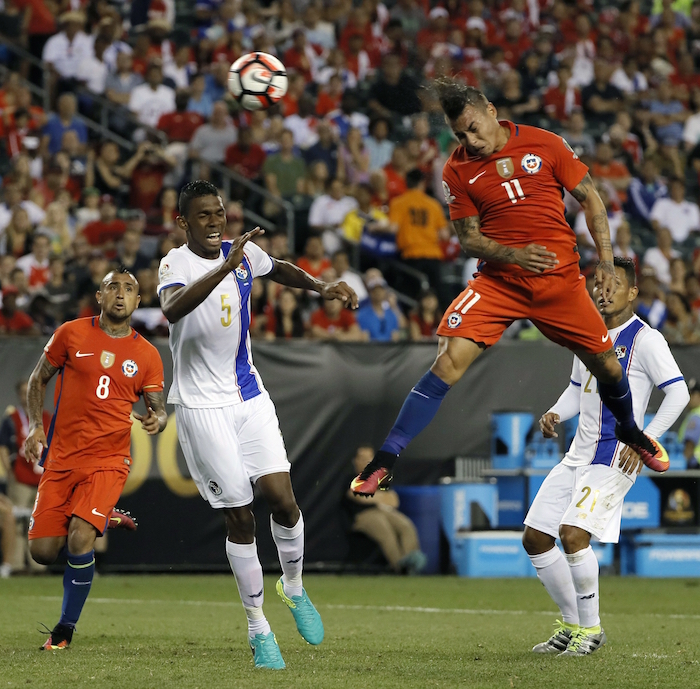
[250, 589, 264, 598]
[110, 517, 122, 525]
[250, 73, 272, 85]
[92, 508, 106, 518]
[469, 171, 486, 184]
[287, 556, 303, 564]
[76, 351, 94, 357]
[602, 334, 610, 343]
[71, 580, 91, 586]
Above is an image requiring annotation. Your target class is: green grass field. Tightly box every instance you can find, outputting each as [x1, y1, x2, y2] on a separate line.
[2, 574, 699, 689]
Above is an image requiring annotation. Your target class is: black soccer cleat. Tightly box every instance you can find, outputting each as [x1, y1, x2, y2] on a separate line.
[40, 622, 73, 650]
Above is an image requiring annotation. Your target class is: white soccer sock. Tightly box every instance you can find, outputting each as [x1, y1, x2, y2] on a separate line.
[529, 546, 579, 625]
[271, 513, 304, 598]
[565, 546, 600, 628]
[225, 539, 271, 638]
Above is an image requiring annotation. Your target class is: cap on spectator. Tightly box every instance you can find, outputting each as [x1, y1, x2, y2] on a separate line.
[22, 136, 39, 151]
[2, 285, 19, 297]
[125, 208, 146, 221]
[429, 7, 449, 19]
[366, 276, 388, 290]
[466, 17, 487, 32]
[59, 10, 86, 24]
[83, 187, 100, 198]
[100, 194, 115, 205]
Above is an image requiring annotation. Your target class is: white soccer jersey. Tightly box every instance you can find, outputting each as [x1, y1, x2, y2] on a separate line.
[556, 315, 684, 468]
[157, 241, 274, 408]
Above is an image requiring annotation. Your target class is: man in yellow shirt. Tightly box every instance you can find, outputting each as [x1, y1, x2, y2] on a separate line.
[389, 169, 448, 300]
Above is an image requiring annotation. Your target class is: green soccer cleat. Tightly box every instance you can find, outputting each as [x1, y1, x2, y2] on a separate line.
[532, 620, 579, 654]
[559, 625, 607, 656]
[249, 632, 286, 670]
[276, 578, 324, 645]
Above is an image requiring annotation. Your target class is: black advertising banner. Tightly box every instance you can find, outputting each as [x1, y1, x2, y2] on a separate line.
[0, 339, 698, 569]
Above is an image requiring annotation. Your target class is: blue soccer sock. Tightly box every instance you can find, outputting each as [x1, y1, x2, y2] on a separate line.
[59, 550, 95, 629]
[598, 371, 636, 431]
[379, 371, 451, 466]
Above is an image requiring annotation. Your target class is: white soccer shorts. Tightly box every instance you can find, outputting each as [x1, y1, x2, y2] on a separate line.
[174, 392, 290, 508]
[524, 462, 636, 543]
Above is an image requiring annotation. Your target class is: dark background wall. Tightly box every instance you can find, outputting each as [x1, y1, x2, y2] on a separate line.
[1, 339, 698, 569]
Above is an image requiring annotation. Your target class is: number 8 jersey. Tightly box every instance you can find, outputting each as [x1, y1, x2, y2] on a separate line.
[442, 120, 589, 278]
[157, 241, 274, 408]
[42, 317, 164, 471]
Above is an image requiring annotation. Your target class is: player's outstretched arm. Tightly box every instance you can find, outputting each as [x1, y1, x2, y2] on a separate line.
[268, 258, 359, 308]
[133, 390, 168, 436]
[25, 353, 59, 464]
[454, 216, 559, 273]
[570, 173, 615, 300]
[160, 228, 265, 323]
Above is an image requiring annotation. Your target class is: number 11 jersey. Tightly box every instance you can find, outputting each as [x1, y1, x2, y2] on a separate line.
[442, 120, 589, 278]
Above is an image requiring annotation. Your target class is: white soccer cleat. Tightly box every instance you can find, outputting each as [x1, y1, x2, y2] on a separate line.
[532, 620, 578, 654]
[558, 626, 607, 656]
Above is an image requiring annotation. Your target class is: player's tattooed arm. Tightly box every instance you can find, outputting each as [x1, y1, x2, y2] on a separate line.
[25, 354, 59, 463]
[135, 390, 168, 435]
[268, 258, 359, 309]
[454, 216, 559, 273]
[570, 173, 616, 299]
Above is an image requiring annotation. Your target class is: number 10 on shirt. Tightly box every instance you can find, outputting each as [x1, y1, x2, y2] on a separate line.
[501, 179, 526, 204]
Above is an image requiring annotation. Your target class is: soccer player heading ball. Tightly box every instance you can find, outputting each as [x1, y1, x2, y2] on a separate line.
[352, 79, 669, 497]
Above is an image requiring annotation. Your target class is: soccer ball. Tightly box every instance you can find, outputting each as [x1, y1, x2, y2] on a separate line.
[228, 52, 288, 111]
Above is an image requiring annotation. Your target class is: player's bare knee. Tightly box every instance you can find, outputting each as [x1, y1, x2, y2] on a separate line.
[29, 541, 58, 565]
[522, 526, 554, 555]
[224, 506, 255, 541]
[270, 500, 300, 528]
[559, 525, 590, 553]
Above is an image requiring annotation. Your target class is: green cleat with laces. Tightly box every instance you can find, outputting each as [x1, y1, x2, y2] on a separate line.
[249, 632, 286, 669]
[276, 578, 324, 645]
[559, 625, 607, 656]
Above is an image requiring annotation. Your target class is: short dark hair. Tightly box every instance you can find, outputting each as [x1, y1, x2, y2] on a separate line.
[405, 168, 424, 188]
[434, 78, 489, 120]
[613, 256, 636, 287]
[178, 180, 219, 217]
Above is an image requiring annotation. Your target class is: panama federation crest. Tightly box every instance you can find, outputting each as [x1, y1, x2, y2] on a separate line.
[615, 345, 627, 360]
[121, 359, 138, 377]
[521, 153, 542, 174]
[235, 264, 249, 281]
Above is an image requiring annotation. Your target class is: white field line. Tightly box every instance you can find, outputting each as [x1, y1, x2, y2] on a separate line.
[18, 596, 700, 621]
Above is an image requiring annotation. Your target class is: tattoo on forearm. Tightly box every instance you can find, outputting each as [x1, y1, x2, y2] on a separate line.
[572, 173, 613, 259]
[454, 216, 517, 264]
[570, 174, 593, 203]
[27, 355, 58, 428]
[143, 390, 166, 414]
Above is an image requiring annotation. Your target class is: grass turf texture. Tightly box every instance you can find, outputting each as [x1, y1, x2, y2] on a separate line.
[3, 575, 699, 689]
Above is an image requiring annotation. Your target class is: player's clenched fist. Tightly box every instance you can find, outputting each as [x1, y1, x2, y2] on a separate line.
[539, 412, 560, 438]
[25, 426, 48, 464]
[319, 281, 359, 309]
[513, 244, 559, 273]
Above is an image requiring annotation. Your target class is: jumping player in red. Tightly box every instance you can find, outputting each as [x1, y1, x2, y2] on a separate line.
[352, 80, 668, 496]
[24, 268, 167, 650]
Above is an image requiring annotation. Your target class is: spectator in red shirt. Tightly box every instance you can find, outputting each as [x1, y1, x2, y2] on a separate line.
[129, 140, 176, 212]
[225, 126, 266, 180]
[157, 92, 205, 143]
[284, 29, 318, 83]
[15, 232, 51, 289]
[590, 140, 632, 202]
[296, 235, 331, 278]
[280, 73, 306, 117]
[81, 195, 127, 258]
[0, 285, 37, 335]
[543, 64, 582, 125]
[497, 17, 532, 68]
[316, 73, 344, 117]
[383, 146, 409, 200]
[670, 53, 700, 104]
[409, 288, 441, 341]
[309, 294, 364, 341]
[416, 8, 451, 60]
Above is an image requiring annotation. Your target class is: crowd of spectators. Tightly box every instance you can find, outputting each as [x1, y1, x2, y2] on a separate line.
[0, 0, 699, 343]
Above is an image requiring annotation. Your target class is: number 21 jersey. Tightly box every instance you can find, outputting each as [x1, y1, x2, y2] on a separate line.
[442, 120, 589, 278]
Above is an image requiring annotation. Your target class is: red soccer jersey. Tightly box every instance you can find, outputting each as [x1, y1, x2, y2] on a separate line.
[442, 121, 588, 278]
[42, 317, 164, 471]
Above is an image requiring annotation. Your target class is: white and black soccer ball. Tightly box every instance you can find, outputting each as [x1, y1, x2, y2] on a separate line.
[228, 52, 288, 111]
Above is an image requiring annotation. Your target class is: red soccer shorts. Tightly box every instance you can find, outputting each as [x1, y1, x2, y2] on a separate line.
[28, 466, 129, 540]
[437, 268, 610, 354]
